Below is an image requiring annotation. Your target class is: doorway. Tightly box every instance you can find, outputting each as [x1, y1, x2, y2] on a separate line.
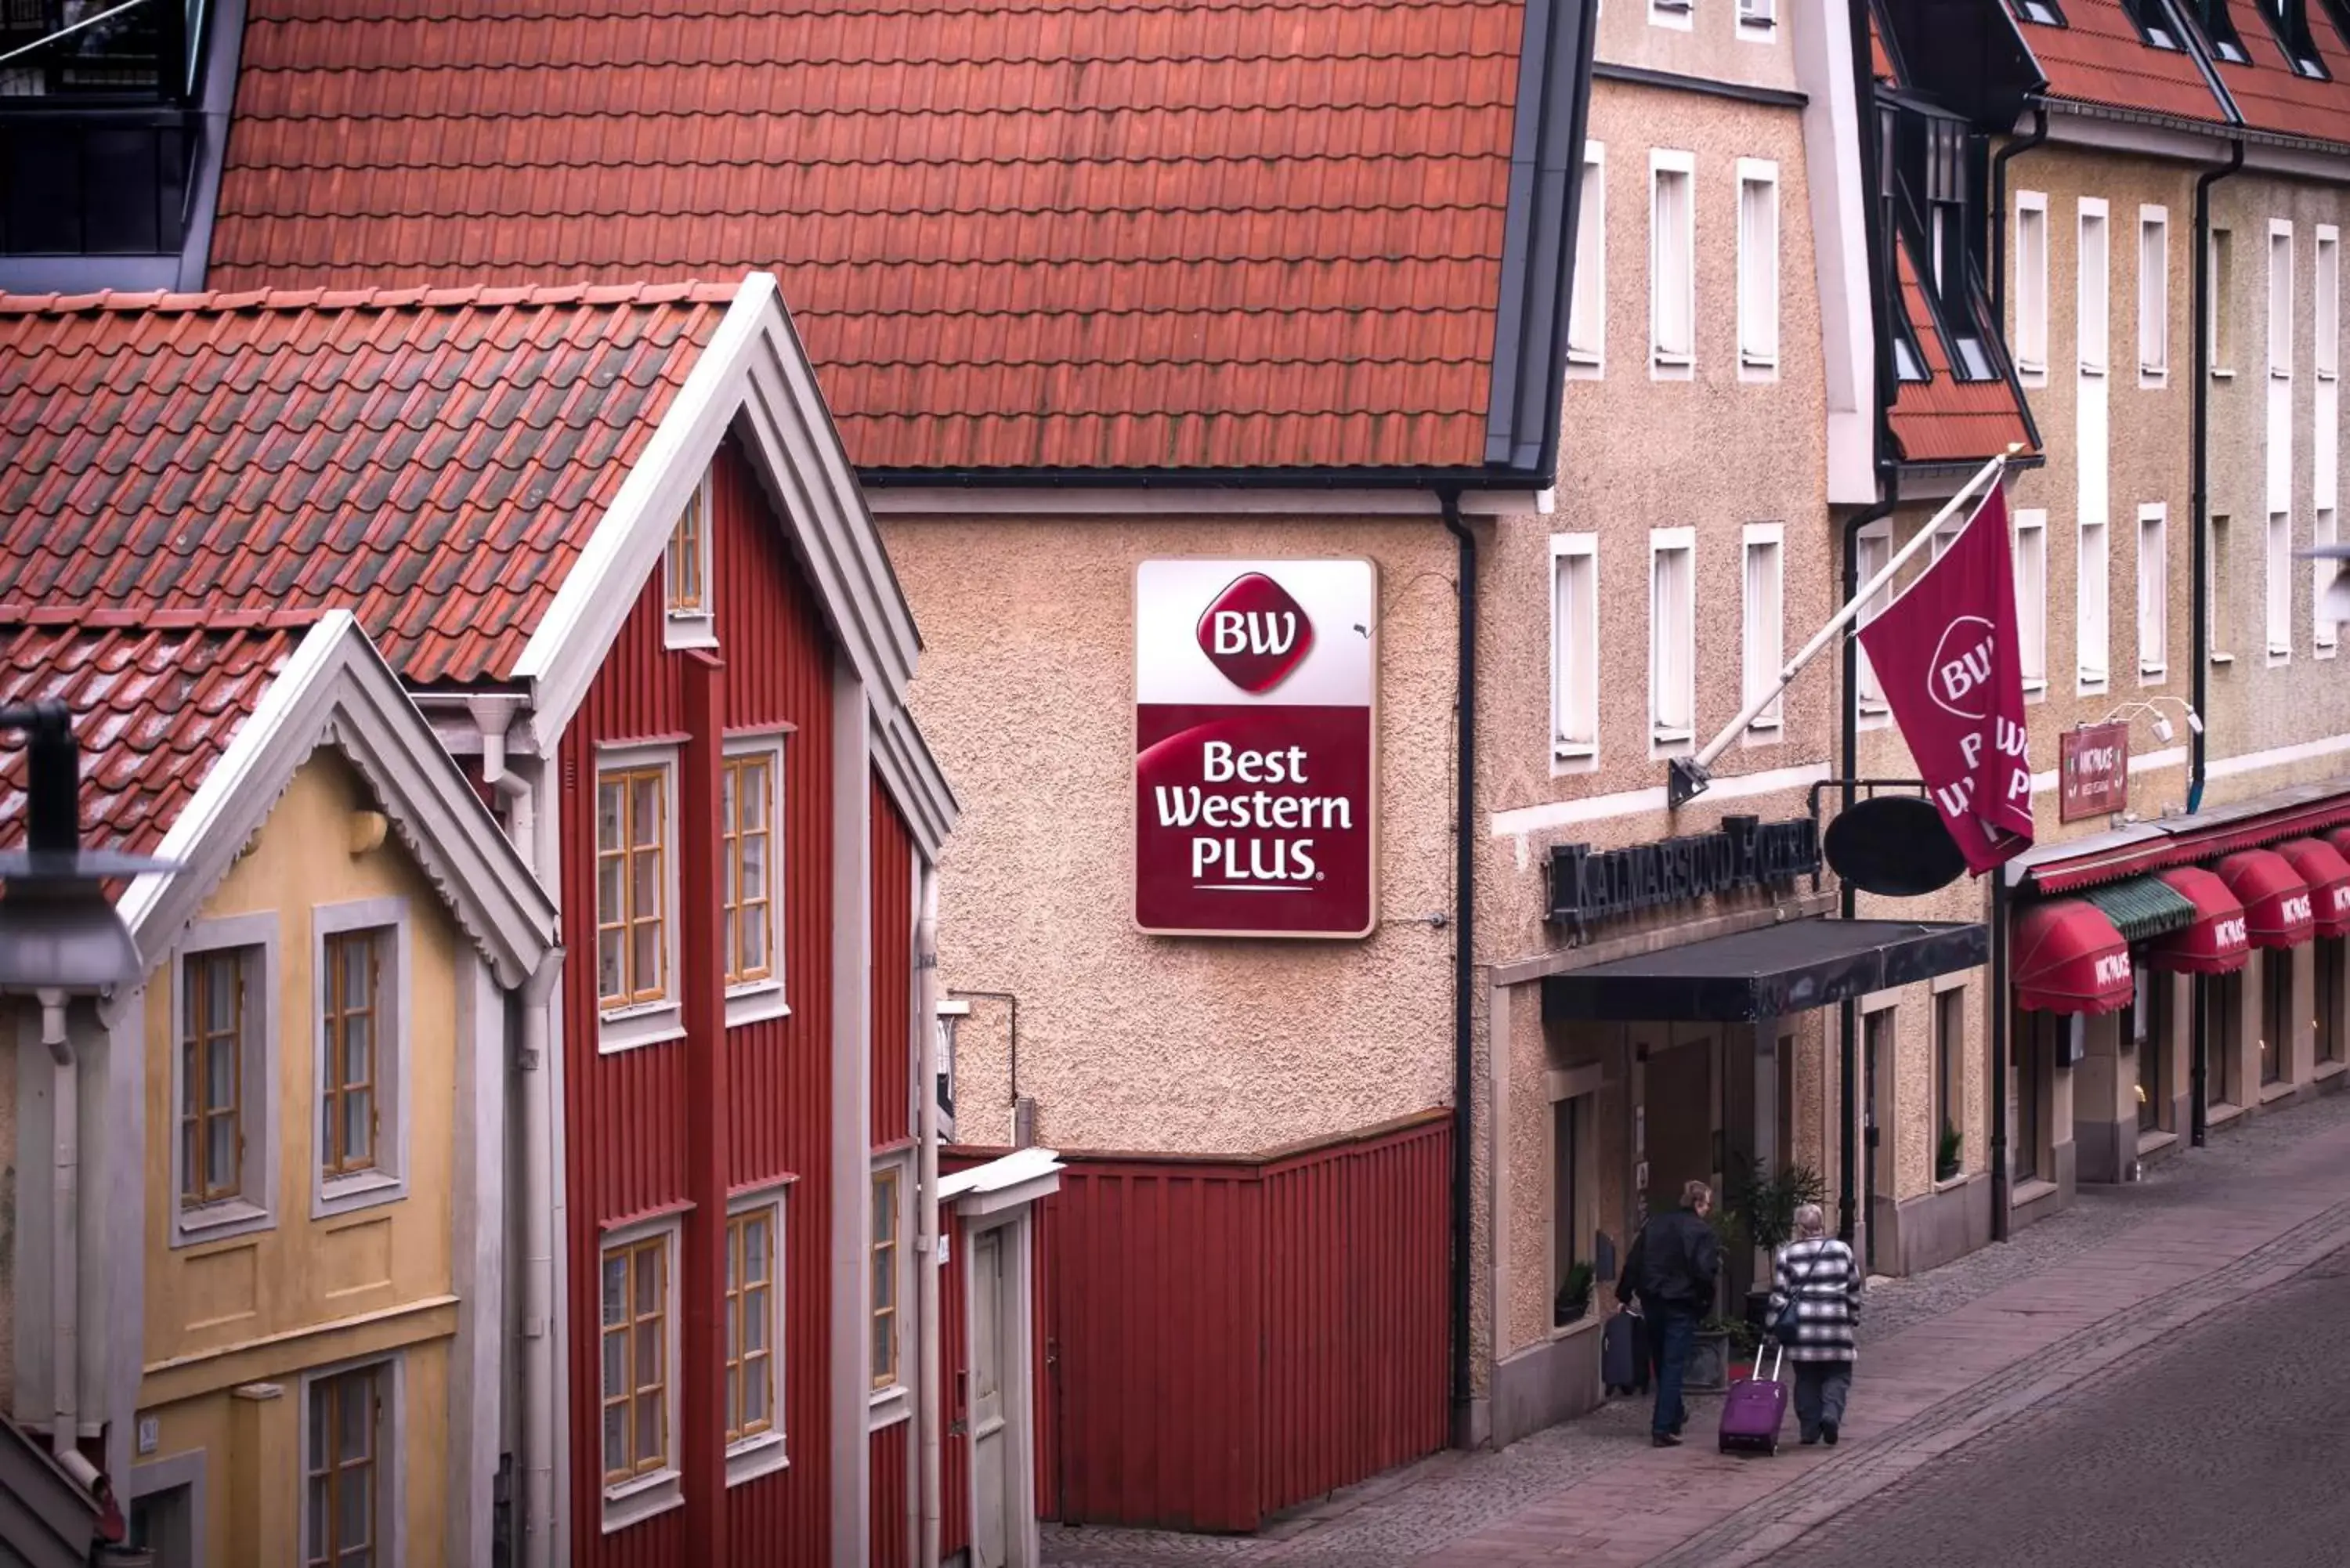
[1863, 1007, 1894, 1273]
[1643, 1036, 1716, 1216]
[964, 1212, 1042, 1568]
[972, 1227, 1009, 1568]
[128, 1454, 204, 1568]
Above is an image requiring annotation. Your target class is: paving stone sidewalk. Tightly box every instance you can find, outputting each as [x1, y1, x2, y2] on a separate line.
[1043, 1088, 2350, 1567]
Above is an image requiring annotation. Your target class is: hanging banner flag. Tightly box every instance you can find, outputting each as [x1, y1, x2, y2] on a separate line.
[1855, 482, 2034, 874]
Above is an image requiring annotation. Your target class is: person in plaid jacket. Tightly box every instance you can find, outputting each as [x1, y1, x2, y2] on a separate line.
[1766, 1202, 1861, 1446]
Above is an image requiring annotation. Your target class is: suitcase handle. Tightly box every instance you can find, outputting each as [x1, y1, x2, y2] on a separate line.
[1758, 1339, 1786, 1383]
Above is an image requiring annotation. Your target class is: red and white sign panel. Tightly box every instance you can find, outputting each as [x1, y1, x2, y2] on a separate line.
[1854, 483, 2035, 875]
[1134, 559, 1378, 938]
[2059, 721, 2131, 822]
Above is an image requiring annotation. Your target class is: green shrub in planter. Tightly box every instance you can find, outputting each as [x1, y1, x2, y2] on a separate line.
[1937, 1121, 1962, 1183]
[1554, 1261, 1596, 1325]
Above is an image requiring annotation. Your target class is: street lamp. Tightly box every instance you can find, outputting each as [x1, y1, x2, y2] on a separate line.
[0, 701, 177, 992]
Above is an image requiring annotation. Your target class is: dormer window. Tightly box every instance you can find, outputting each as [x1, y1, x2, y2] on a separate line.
[2122, 0, 2182, 47]
[2018, 0, 2064, 23]
[2200, 0, 2254, 58]
[2261, 0, 2330, 75]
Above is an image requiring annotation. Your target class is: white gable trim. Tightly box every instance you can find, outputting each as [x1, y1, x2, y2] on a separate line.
[114, 611, 558, 992]
[870, 705, 957, 862]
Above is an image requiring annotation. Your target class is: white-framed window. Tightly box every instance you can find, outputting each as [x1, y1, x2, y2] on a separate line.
[725, 1187, 789, 1485]
[2139, 206, 2169, 383]
[2318, 508, 2341, 655]
[2015, 507, 2049, 694]
[1550, 533, 1599, 763]
[1737, 159, 1780, 376]
[313, 899, 411, 1220]
[2078, 510, 2110, 692]
[870, 1159, 912, 1428]
[1647, 528, 1696, 751]
[1567, 143, 1605, 377]
[663, 472, 716, 649]
[2318, 225, 2340, 381]
[2270, 220, 2295, 379]
[2138, 504, 2168, 681]
[2078, 199, 2110, 378]
[1650, 0, 1693, 30]
[1855, 521, 1892, 716]
[1737, 0, 1776, 34]
[721, 734, 790, 1028]
[1742, 524, 1784, 738]
[601, 1216, 683, 1530]
[1650, 151, 1696, 375]
[2269, 510, 2294, 660]
[2015, 191, 2049, 381]
[172, 912, 280, 1248]
[301, 1357, 401, 1568]
[595, 744, 684, 1053]
[2211, 227, 2237, 377]
[2210, 512, 2235, 662]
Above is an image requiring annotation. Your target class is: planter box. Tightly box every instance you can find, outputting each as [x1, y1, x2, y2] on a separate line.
[1685, 1331, 1731, 1393]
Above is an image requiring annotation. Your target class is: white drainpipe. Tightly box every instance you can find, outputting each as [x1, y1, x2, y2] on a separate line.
[916, 867, 944, 1567]
[40, 988, 75, 1462]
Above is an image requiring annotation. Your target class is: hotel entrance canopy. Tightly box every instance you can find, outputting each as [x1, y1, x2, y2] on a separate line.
[1541, 918, 1987, 1023]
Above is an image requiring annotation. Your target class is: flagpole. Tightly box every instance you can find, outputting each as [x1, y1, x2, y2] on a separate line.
[1667, 443, 2022, 810]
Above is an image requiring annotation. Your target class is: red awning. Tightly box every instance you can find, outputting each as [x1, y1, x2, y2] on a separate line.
[2142, 867, 2251, 974]
[2282, 837, 2350, 938]
[2013, 899, 2135, 1014]
[2214, 848, 2316, 948]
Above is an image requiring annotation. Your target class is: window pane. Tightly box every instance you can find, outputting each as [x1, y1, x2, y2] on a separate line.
[602, 1327, 626, 1396]
[180, 1038, 197, 1115]
[207, 1115, 236, 1190]
[632, 924, 660, 994]
[746, 1216, 769, 1280]
[309, 1386, 331, 1469]
[872, 1313, 891, 1375]
[343, 1089, 373, 1168]
[630, 853, 659, 921]
[602, 1404, 626, 1475]
[633, 1391, 660, 1465]
[745, 1287, 768, 1353]
[634, 1245, 660, 1316]
[746, 1368, 768, 1426]
[597, 856, 622, 922]
[597, 782, 622, 852]
[741, 762, 767, 829]
[342, 1014, 371, 1089]
[339, 936, 371, 1011]
[597, 930, 624, 1003]
[338, 1382, 371, 1461]
[740, 831, 766, 902]
[602, 1257, 627, 1324]
[307, 1479, 331, 1558]
[337, 1465, 371, 1546]
[741, 905, 767, 976]
[631, 775, 660, 849]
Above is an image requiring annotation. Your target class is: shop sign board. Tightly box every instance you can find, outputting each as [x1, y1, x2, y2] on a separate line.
[2059, 722, 2130, 822]
[1134, 559, 1378, 938]
[1546, 815, 1821, 934]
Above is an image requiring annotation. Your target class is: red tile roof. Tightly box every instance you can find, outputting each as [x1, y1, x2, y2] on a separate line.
[205, 0, 1528, 473]
[0, 621, 301, 855]
[2212, 2, 2350, 145]
[1889, 240, 2038, 465]
[2008, 0, 2232, 124]
[0, 283, 732, 685]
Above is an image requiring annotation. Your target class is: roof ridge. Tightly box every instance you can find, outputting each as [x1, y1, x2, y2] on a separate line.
[0, 278, 743, 317]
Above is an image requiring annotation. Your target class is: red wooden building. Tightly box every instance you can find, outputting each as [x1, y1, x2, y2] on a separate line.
[0, 277, 1014, 1565]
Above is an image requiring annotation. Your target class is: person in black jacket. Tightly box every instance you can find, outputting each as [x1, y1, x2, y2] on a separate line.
[1613, 1180, 1722, 1447]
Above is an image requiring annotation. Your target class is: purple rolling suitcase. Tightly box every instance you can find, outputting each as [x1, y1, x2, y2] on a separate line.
[1717, 1342, 1789, 1454]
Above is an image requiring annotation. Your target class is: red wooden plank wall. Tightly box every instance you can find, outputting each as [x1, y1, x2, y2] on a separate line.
[870, 1420, 911, 1568]
[1035, 1111, 1452, 1534]
[564, 436, 839, 1567]
[871, 779, 915, 1151]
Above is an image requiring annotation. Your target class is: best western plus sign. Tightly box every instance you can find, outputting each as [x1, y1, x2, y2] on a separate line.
[1133, 559, 1379, 938]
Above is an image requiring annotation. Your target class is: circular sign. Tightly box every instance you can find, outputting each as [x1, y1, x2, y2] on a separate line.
[1823, 795, 1967, 898]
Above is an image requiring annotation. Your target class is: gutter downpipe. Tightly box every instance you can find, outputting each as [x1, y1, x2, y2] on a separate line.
[916, 865, 945, 1568]
[2189, 136, 2244, 1146]
[1989, 107, 2049, 331]
[42, 989, 75, 1461]
[1441, 489, 1478, 1438]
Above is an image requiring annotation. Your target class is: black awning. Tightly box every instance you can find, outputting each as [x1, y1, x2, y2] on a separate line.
[1541, 918, 1988, 1024]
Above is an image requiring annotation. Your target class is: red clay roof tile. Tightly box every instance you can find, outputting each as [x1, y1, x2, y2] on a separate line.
[2008, 0, 2234, 125]
[206, 0, 1525, 472]
[2211, 0, 2350, 145]
[0, 285, 731, 685]
[1889, 240, 2038, 465]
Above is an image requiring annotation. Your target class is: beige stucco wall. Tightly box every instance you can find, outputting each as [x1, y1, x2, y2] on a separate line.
[1593, 0, 1804, 92]
[880, 514, 1459, 1154]
[137, 750, 461, 1565]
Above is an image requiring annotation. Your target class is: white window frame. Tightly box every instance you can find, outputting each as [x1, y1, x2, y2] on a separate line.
[2138, 503, 2168, 682]
[2211, 227, 2237, 378]
[869, 1154, 914, 1431]
[595, 743, 685, 1054]
[1567, 143, 1605, 378]
[2139, 206, 2169, 385]
[1647, 528, 1697, 754]
[662, 471, 717, 651]
[2319, 224, 2341, 381]
[721, 732, 790, 1029]
[2015, 191, 2049, 383]
[1549, 533, 1600, 767]
[311, 898, 412, 1220]
[2270, 219, 2295, 381]
[1650, 150, 1697, 378]
[2268, 509, 2294, 663]
[2078, 510, 2111, 693]
[297, 1353, 405, 1568]
[1650, 0, 1694, 31]
[1741, 523, 1784, 742]
[2078, 199, 2110, 379]
[2209, 512, 2235, 663]
[2317, 507, 2340, 656]
[170, 911, 280, 1248]
[1737, 159, 1781, 378]
[725, 1184, 790, 1486]
[600, 1213, 685, 1532]
[2015, 507, 2049, 696]
[1737, 0, 1777, 36]
[1855, 520, 1892, 721]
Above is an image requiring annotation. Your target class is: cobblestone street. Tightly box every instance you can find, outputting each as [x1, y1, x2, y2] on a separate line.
[1043, 1087, 2350, 1566]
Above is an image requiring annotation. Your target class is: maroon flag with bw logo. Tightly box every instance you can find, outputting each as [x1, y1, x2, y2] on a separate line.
[1856, 482, 2035, 874]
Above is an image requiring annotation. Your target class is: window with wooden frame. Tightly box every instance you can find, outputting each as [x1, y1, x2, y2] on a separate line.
[181, 948, 245, 1207]
[601, 1230, 673, 1491]
[663, 476, 715, 648]
[320, 930, 383, 1179]
[725, 1205, 779, 1452]
[596, 762, 671, 1013]
[305, 1364, 385, 1568]
[870, 1167, 902, 1393]
[722, 743, 780, 993]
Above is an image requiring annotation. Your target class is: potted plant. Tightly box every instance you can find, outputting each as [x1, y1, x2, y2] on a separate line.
[1719, 1155, 1827, 1325]
[1553, 1260, 1595, 1326]
[1936, 1121, 1962, 1183]
[1689, 1313, 1754, 1392]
